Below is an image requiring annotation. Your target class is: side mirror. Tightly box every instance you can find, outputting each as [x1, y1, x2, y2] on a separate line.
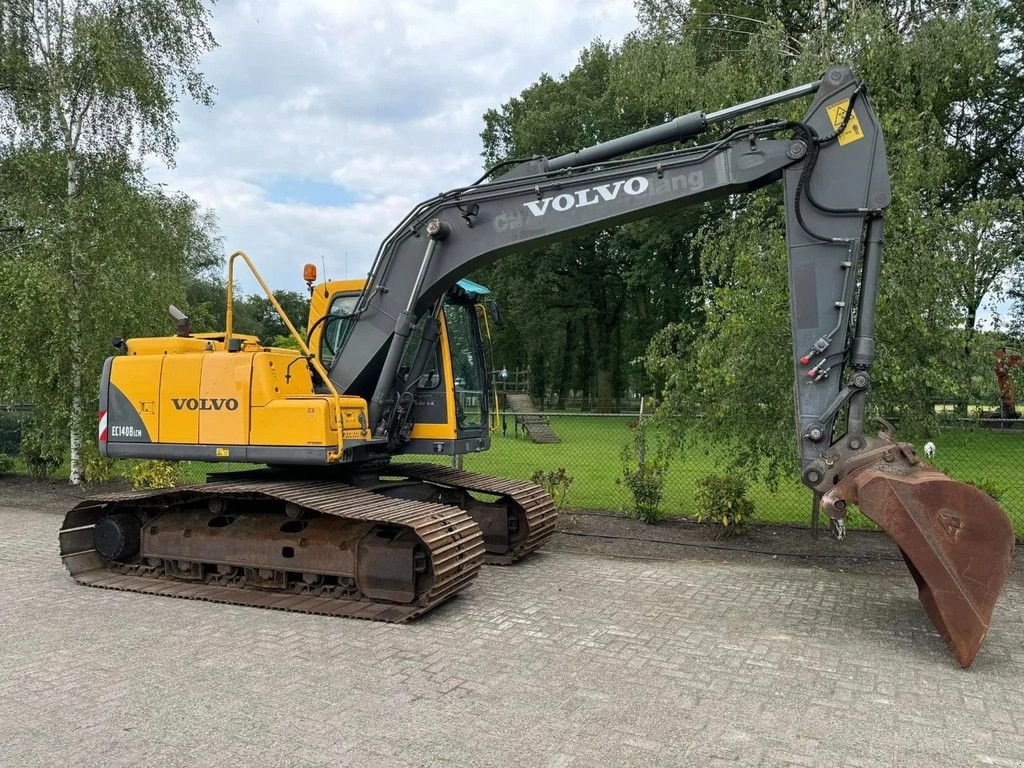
[486, 300, 503, 327]
[169, 305, 191, 337]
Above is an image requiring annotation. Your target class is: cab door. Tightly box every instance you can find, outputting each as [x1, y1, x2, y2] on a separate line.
[405, 296, 491, 455]
[443, 298, 489, 438]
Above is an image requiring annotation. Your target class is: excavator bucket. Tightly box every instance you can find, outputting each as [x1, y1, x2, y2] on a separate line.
[830, 464, 1014, 667]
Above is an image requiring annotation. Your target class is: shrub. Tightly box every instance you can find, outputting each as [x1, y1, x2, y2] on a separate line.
[695, 474, 755, 538]
[20, 430, 63, 480]
[0, 453, 14, 477]
[271, 334, 303, 351]
[128, 460, 182, 490]
[81, 441, 116, 484]
[619, 417, 669, 524]
[530, 467, 574, 508]
[964, 477, 1005, 502]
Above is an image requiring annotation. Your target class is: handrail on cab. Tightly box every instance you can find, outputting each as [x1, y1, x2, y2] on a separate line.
[224, 250, 346, 463]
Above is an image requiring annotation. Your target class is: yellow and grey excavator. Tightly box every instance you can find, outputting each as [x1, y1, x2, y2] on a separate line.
[60, 66, 1014, 666]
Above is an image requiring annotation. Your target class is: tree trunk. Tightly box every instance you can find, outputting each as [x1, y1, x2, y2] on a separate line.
[960, 304, 979, 417]
[593, 317, 615, 413]
[611, 322, 623, 411]
[556, 318, 573, 410]
[529, 349, 546, 406]
[576, 322, 593, 406]
[67, 155, 84, 485]
[596, 368, 614, 413]
[592, 296, 623, 414]
[68, 335, 84, 484]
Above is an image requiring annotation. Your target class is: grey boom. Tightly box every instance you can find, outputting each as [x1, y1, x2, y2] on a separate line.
[329, 65, 889, 479]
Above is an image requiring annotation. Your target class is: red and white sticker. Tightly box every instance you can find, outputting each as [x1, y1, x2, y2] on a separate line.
[98, 410, 108, 442]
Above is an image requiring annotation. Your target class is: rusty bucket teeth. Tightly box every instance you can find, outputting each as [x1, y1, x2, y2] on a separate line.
[839, 466, 1015, 667]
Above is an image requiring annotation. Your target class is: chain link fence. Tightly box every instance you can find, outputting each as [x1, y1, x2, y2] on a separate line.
[0, 405, 31, 456]
[393, 411, 1024, 538]
[153, 411, 1024, 538]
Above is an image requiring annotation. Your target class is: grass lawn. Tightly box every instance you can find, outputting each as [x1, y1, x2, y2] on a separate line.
[431, 416, 815, 525]
[399, 416, 1024, 537]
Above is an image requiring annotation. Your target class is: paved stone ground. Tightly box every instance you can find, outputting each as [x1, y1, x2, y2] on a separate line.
[2, 503, 1023, 768]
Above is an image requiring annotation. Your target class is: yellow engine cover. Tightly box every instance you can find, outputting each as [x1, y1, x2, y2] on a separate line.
[102, 339, 372, 464]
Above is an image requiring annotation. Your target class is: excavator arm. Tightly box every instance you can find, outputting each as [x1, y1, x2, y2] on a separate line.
[330, 66, 1013, 667]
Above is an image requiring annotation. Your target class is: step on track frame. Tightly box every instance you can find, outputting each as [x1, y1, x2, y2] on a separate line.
[59, 477, 486, 622]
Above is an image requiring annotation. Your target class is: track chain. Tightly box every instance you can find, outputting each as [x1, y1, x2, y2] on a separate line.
[391, 463, 558, 564]
[59, 478, 485, 622]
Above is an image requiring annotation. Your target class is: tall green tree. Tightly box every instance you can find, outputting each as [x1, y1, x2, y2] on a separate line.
[479, 36, 710, 410]
[0, 149, 221, 475]
[0, 0, 217, 482]
[946, 199, 1024, 406]
[640, 0, 1023, 479]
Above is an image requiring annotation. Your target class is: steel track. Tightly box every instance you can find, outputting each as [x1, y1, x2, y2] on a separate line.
[391, 463, 558, 564]
[59, 478, 486, 622]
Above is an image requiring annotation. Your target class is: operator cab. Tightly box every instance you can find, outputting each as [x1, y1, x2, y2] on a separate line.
[308, 277, 494, 456]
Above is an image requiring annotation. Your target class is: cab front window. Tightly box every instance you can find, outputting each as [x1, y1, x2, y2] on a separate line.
[319, 294, 358, 368]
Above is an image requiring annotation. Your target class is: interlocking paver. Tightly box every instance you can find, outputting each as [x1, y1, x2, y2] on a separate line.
[1, 503, 1022, 768]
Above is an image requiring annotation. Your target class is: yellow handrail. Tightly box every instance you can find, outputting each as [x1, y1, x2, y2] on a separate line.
[225, 250, 346, 462]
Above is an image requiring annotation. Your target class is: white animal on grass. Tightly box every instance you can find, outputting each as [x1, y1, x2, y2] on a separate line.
[924, 441, 936, 459]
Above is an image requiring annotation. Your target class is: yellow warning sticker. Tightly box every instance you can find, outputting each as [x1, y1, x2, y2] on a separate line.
[216, 447, 230, 457]
[826, 99, 864, 146]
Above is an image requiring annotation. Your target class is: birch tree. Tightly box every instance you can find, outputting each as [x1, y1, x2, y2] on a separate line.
[0, 0, 216, 482]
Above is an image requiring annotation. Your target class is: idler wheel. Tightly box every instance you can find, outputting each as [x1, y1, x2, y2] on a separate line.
[94, 513, 141, 561]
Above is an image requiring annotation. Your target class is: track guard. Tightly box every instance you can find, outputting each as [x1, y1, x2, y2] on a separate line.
[821, 439, 1014, 667]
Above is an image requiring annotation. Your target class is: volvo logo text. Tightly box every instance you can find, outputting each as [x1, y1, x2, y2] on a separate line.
[171, 397, 239, 411]
[523, 176, 650, 217]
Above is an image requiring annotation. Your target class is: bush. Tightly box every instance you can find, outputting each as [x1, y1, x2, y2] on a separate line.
[695, 474, 755, 538]
[530, 467, 574, 508]
[81, 441, 116, 484]
[128, 460, 182, 490]
[965, 477, 1005, 502]
[0, 453, 14, 477]
[619, 417, 669, 524]
[271, 334, 303, 351]
[20, 430, 63, 480]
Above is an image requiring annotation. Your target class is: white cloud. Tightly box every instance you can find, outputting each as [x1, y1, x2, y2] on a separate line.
[148, 0, 638, 293]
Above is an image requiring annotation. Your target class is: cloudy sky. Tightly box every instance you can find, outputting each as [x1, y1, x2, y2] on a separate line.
[149, 0, 638, 292]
